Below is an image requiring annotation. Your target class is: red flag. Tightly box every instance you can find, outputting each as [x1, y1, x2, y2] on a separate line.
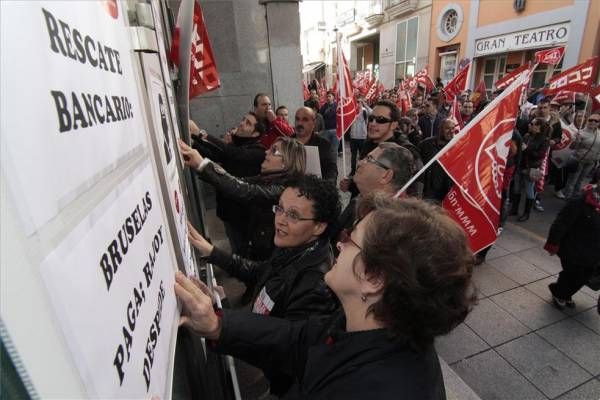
[443, 186, 497, 253]
[397, 89, 412, 115]
[415, 66, 435, 92]
[494, 63, 530, 91]
[170, 2, 220, 98]
[535, 147, 551, 193]
[448, 96, 464, 131]
[552, 90, 576, 104]
[335, 50, 359, 138]
[443, 63, 470, 100]
[437, 73, 525, 248]
[535, 46, 565, 65]
[302, 80, 310, 101]
[365, 80, 380, 103]
[545, 57, 599, 96]
[471, 81, 488, 109]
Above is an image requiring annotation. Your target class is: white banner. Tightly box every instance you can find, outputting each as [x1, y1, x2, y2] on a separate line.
[0, 1, 147, 234]
[41, 161, 178, 398]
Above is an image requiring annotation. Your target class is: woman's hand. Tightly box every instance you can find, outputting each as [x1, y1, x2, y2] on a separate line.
[174, 271, 222, 340]
[179, 140, 204, 169]
[187, 221, 214, 256]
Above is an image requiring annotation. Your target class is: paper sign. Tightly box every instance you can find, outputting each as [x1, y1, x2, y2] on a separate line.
[40, 162, 178, 398]
[0, 1, 147, 234]
[304, 145, 322, 178]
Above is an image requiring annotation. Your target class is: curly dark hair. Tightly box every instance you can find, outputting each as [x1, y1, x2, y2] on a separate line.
[374, 100, 401, 122]
[356, 194, 477, 351]
[288, 175, 341, 239]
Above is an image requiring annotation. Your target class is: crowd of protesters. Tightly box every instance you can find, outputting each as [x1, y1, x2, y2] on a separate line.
[173, 67, 599, 397]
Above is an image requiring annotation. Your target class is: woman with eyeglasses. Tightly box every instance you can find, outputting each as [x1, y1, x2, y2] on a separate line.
[179, 136, 305, 262]
[175, 195, 476, 399]
[515, 118, 550, 221]
[185, 175, 341, 396]
[561, 113, 600, 199]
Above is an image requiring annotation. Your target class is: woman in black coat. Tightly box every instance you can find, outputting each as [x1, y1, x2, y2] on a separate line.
[175, 195, 476, 399]
[545, 183, 600, 309]
[180, 136, 305, 261]
[516, 118, 550, 221]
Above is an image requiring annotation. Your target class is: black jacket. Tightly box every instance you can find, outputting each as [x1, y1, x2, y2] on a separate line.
[192, 135, 265, 226]
[199, 162, 296, 260]
[418, 113, 444, 139]
[547, 195, 600, 266]
[300, 133, 338, 181]
[521, 133, 549, 169]
[215, 310, 446, 400]
[419, 137, 453, 201]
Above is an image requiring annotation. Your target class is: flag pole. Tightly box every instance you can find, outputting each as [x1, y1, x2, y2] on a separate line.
[336, 28, 348, 178]
[393, 71, 530, 198]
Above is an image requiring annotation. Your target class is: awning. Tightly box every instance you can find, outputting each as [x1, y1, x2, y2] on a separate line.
[302, 62, 325, 74]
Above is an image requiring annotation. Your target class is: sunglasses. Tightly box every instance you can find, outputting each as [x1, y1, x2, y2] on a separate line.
[367, 115, 394, 124]
[338, 224, 362, 251]
[364, 154, 391, 170]
[272, 204, 315, 223]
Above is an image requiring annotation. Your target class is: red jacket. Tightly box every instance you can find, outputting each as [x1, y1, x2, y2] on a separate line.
[260, 117, 294, 148]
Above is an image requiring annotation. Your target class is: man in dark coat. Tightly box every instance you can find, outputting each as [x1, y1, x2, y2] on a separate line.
[419, 118, 456, 201]
[293, 107, 338, 181]
[190, 113, 266, 253]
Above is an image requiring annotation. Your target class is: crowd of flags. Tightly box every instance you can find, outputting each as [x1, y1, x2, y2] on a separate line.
[170, 4, 599, 254]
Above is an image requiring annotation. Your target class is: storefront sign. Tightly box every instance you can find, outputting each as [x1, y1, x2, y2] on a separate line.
[474, 22, 569, 57]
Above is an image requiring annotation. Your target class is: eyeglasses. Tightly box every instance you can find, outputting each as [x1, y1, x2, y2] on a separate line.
[364, 154, 390, 170]
[367, 115, 394, 124]
[268, 146, 283, 157]
[272, 204, 315, 223]
[588, 118, 600, 123]
[339, 224, 362, 251]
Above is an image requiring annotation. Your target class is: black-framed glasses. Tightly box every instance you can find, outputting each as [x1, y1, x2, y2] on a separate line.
[367, 115, 393, 124]
[272, 205, 315, 223]
[339, 224, 362, 251]
[364, 154, 390, 170]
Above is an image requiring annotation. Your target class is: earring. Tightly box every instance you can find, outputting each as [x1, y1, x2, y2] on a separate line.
[360, 294, 367, 303]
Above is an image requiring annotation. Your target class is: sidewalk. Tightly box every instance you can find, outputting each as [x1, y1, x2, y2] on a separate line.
[435, 222, 600, 400]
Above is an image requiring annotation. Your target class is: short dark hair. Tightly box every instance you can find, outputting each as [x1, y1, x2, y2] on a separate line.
[288, 175, 341, 239]
[356, 195, 476, 351]
[374, 100, 401, 122]
[275, 105, 288, 114]
[253, 93, 269, 107]
[247, 111, 266, 135]
[326, 90, 335, 97]
[538, 98, 551, 106]
[377, 143, 415, 190]
[305, 99, 320, 111]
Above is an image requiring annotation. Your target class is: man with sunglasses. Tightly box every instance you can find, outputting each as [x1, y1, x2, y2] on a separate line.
[340, 100, 403, 194]
[293, 107, 338, 181]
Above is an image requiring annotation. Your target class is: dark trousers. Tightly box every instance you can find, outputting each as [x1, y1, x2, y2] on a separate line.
[549, 258, 594, 300]
[350, 138, 365, 175]
[224, 221, 247, 255]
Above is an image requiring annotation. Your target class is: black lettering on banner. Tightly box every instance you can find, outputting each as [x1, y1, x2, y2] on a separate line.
[143, 281, 166, 391]
[50, 90, 134, 133]
[98, 192, 153, 291]
[41, 8, 123, 75]
[112, 225, 164, 386]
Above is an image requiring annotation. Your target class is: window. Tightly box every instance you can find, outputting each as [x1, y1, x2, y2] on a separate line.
[436, 4, 463, 42]
[395, 17, 418, 80]
[482, 55, 507, 96]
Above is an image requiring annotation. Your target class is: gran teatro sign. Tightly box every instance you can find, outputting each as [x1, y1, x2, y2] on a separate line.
[474, 22, 569, 57]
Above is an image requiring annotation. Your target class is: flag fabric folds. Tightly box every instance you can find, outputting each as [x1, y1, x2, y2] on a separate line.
[545, 57, 598, 96]
[494, 63, 530, 91]
[534, 46, 565, 65]
[170, 2, 220, 98]
[335, 44, 359, 139]
[443, 63, 470, 101]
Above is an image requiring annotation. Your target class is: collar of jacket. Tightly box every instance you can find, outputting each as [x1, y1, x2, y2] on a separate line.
[270, 239, 331, 271]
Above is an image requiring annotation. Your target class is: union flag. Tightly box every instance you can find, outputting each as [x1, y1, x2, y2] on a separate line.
[534, 46, 565, 65]
[443, 63, 470, 101]
[335, 44, 358, 138]
[494, 63, 531, 91]
[545, 57, 598, 96]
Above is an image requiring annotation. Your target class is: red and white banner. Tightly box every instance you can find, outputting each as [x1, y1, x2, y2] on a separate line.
[471, 81, 488, 109]
[170, 2, 221, 98]
[443, 63, 470, 100]
[449, 96, 464, 131]
[415, 66, 435, 92]
[494, 63, 530, 91]
[552, 90, 576, 104]
[534, 46, 565, 65]
[545, 57, 598, 96]
[335, 45, 358, 138]
[442, 186, 497, 253]
[550, 120, 578, 168]
[302, 80, 310, 100]
[364, 80, 380, 103]
[535, 147, 551, 193]
[436, 73, 526, 251]
[397, 89, 412, 115]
